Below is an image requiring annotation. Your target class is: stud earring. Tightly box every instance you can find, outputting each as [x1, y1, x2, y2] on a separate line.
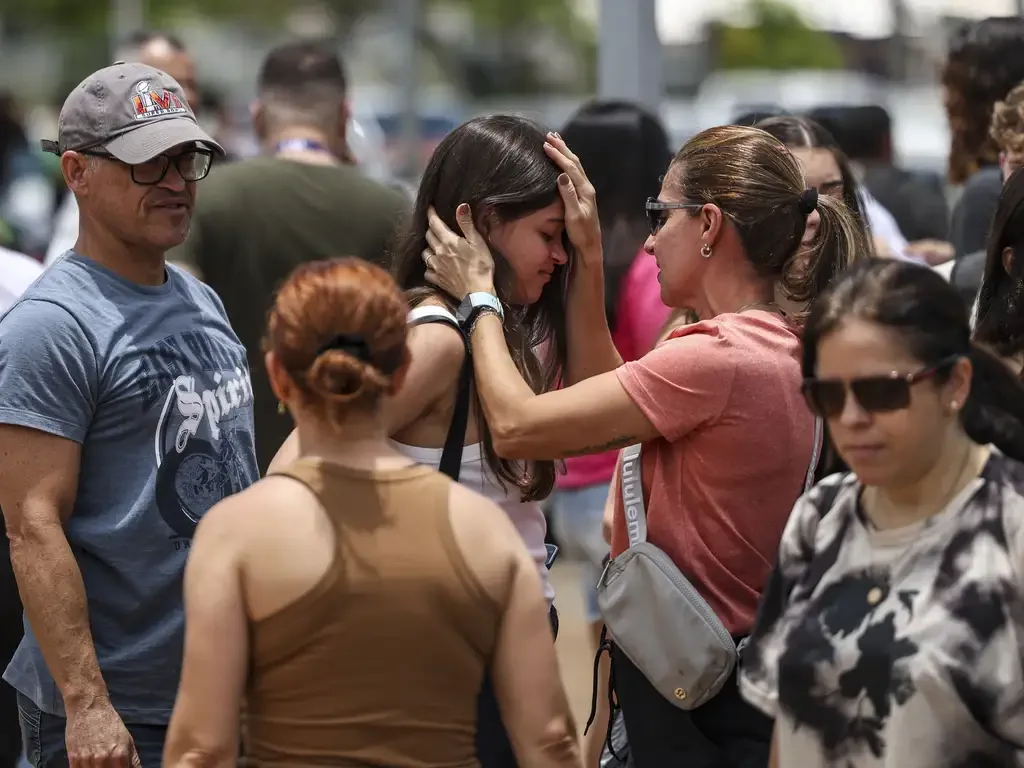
[950, 401, 960, 412]
[701, 243, 712, 259]
[277, 400, 287, 415]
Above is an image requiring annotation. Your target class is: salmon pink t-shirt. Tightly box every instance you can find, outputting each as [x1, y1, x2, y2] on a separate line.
[610, 310, 815, 636]
[558, 251, 670, 490]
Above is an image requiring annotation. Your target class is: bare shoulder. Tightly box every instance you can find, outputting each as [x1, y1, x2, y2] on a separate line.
[194, 475, 324, 552]
[409, 321, 465, 360]
[407, 300, 465, 368]
[445, 481, 520, 605]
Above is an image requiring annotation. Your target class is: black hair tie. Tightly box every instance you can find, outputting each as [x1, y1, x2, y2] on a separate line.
[797, 187, 819, 216]
[315, 333, 372, 362]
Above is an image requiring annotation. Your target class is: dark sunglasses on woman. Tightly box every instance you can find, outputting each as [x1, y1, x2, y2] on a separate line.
[801, 356, 960, 418]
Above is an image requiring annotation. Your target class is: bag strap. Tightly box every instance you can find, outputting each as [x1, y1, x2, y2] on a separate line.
[618, 444, 647, 548]
[618, 415, 825, 551]
[804, 416, 823, 494]
[408, 306, 472, 481]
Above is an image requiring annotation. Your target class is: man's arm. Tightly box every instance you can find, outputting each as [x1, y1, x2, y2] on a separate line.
[0, 425, 108, 709]
[0, 299, 135, 765]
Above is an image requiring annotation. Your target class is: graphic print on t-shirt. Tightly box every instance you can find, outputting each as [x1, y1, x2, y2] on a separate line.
[130, 328, 258, 541]
[739, 461, 1024, 767]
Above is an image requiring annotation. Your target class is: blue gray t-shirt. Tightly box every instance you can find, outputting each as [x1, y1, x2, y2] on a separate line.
[0, 253, 259, 724]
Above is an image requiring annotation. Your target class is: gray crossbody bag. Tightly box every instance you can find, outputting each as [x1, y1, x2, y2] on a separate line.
[596, 416, 822, 710]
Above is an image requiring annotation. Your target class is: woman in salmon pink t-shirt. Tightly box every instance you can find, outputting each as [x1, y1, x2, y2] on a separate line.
[421, 124, 868, 767]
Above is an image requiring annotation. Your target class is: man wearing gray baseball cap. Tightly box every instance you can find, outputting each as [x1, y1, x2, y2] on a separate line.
[42, 60, 220, 165]
[0, 62, 258, 767]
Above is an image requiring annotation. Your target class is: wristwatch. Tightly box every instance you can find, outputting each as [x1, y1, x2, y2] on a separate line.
[456, 292, 504, 331]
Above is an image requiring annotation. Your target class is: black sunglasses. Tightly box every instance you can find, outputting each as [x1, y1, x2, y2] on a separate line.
[801, 356, 961, 418]
[80, 148, 213, 186]
[645, 197, 703, 235]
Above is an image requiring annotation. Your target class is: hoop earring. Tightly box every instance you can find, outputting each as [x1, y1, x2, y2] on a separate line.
[701, 243, 712, 259]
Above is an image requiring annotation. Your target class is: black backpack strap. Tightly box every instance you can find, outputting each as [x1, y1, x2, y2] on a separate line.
[408, 306, 472, 481]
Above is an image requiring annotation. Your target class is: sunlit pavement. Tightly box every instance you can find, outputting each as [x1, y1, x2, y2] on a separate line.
[551, 560, 596, 727]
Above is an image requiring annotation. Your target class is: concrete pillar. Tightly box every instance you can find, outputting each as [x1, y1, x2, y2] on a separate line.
[597, 0, 663, 111]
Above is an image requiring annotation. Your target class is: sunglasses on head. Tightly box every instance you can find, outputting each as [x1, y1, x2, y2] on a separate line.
[645, 197, 703, 235]
[801, 355, 961, 418]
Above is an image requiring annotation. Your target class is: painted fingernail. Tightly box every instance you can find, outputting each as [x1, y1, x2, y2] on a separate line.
[457, 203, 470, 215]
[558, 173, 570, 186]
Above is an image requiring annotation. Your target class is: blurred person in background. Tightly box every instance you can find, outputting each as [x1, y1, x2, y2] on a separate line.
[163, 258, 583, 768]
[0, 245, 43, 314]
[553, 99, 671, 766]
[46, 30, 205, 266]
[973, 167, 1024, 374]
[943, 16, 1024, 262]
[741, 259, 1024, 767]
[991, 83, 1024, 183]
[757, 115, 912, 262]
[755, 116, 878, 269]
[170, 39, 409, 474]
[949, 80, 1024, 309]
[809, 104, 952, 263]
[0, 95, 54, 260]
[0, 246, 43, 768]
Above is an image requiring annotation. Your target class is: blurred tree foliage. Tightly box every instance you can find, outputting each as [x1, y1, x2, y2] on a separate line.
[716, 0, 844, 71]
[0, 0, 590, 95]
[0, 0, 580, 36]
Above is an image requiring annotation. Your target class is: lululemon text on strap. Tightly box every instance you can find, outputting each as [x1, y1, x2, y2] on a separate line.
[620, 416, 824, 548]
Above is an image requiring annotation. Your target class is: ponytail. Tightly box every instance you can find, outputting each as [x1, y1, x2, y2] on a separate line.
[962, 342, 1024, 462]
[780, 193, 870, 322]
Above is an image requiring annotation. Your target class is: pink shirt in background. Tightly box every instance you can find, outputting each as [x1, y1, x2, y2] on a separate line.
[557, 250, 670, 490]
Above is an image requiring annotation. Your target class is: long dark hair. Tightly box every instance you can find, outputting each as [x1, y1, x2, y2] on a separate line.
[559, 100, 670, 329]
[974, 166, 1024, 360]
[754, 115, 873, 251]
[391, 115, 571, 501]
[804, 259, 1024, 462]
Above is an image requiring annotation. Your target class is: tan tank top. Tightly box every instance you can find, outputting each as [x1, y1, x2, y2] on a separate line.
[242, 457, 501, 768]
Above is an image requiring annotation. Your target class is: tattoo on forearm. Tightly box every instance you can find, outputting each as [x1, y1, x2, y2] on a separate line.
[562, 435, 638, 458]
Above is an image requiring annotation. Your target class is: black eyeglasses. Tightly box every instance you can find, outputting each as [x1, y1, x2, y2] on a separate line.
[645, 197, 703, 235]
[801, 356, 961, 418]
[81, 148, 213, 185]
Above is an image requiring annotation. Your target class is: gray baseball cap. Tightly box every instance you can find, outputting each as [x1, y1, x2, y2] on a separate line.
[41, 61, 223, 163]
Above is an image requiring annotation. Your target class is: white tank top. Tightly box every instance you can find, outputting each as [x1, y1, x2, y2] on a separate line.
[401, 304, 553, 603]
[391, 440, 553, 603]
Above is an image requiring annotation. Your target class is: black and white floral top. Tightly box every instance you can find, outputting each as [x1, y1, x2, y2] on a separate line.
[739, 448, 1024, 767]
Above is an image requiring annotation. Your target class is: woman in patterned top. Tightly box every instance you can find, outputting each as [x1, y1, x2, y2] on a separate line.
[740, 258, 1024, 767]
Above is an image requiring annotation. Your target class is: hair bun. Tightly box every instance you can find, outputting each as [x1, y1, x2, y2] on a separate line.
[305, 347, 389, 405]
